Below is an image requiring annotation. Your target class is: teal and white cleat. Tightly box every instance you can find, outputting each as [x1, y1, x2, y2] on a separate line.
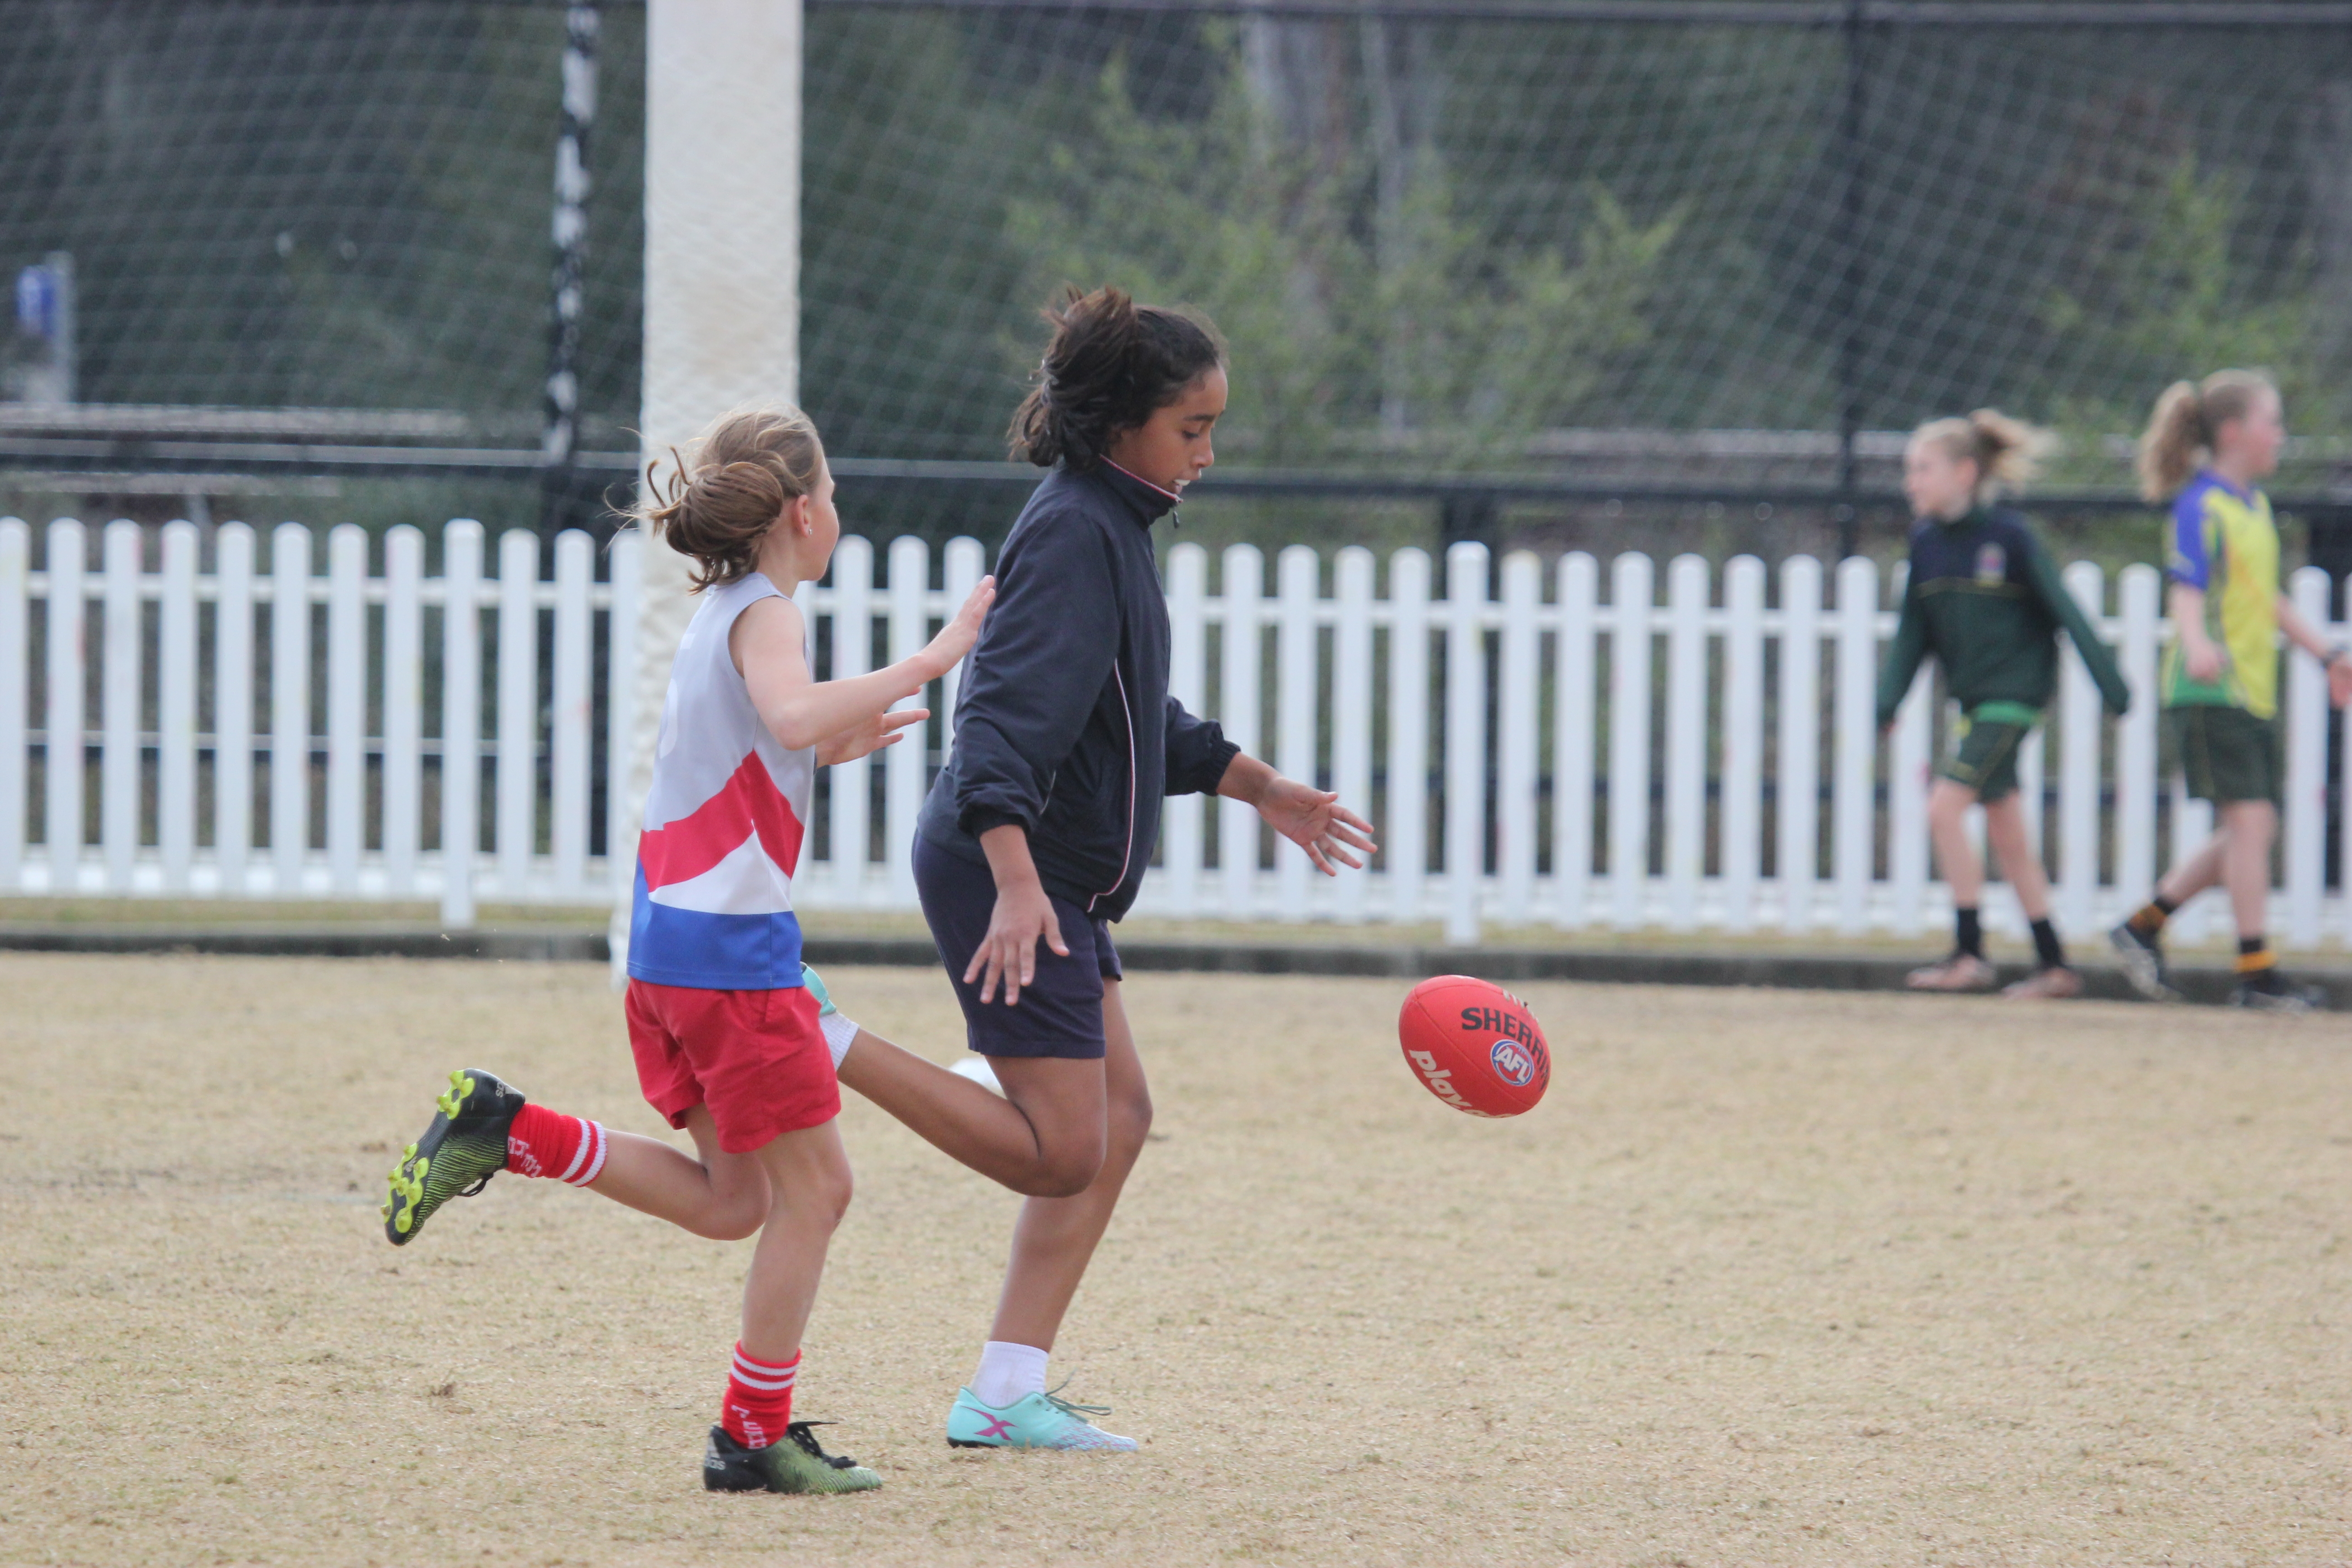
[946, 1386, 1138, 1452]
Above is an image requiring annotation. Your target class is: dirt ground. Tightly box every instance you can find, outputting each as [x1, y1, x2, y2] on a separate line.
[2, 956, 2348, 1568]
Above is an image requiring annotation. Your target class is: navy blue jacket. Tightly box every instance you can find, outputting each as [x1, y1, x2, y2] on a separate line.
[917, 463, 1238, 921]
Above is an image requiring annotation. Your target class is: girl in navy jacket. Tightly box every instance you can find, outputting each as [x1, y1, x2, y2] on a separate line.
[827, 286, 1375, 1450]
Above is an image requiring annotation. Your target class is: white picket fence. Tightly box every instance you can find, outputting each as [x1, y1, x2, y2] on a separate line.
[3, 517, 2347, 949]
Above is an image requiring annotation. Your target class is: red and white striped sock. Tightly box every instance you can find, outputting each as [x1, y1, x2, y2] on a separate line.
[503, 1103, 608, 1186]
[721, 1344, 799, 1450]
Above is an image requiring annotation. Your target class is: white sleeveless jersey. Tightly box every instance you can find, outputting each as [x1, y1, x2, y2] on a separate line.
[627, 572, 815, 990]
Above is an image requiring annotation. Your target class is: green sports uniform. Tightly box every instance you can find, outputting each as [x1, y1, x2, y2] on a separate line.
[2161, 470, 2282, 806]
[1877, 506, 2132, 802]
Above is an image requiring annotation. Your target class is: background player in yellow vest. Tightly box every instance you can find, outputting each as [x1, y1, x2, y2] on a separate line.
[2111, 370, 2352, 1010]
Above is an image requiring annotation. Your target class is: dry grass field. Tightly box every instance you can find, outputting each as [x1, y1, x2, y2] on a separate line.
[2, 954, 2348, 1567]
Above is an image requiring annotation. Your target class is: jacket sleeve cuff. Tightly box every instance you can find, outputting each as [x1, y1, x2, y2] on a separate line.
[1178, 736, 1242, 797]
[957, 805, 1031, 840]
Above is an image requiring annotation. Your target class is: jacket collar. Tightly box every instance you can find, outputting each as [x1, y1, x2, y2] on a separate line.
[1080, 459, 1181, 526]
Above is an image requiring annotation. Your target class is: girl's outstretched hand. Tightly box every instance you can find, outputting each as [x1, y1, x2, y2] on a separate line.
[816, 706, 926, 767]
[1256, 777, 1378, 877]
[923, 575, 997, 679]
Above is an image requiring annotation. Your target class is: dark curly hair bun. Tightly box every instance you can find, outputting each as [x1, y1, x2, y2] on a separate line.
[1009, 285, 1225, 470]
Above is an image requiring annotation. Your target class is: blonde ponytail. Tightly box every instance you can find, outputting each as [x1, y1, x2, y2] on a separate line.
[1911, 408, 2053, 504]
[2135, 368, 2275, 502]
[635, 405, 826, 592]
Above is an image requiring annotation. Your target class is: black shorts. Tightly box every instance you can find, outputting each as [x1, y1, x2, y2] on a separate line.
[914, 833, 1121, 1061]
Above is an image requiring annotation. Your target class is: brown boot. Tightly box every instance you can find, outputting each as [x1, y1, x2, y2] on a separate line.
[2002, 964, 2082, 1000]
[1906, 951, 1999, 992]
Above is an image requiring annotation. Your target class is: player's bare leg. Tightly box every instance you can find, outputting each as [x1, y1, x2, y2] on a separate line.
[1984, 794, 2081, 998]
[1911, 780, 1997, 991]
[835, 1026, 1108, 1198]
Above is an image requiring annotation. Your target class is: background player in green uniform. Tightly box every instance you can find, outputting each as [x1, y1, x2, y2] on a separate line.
[1879, 411, 2131, 997]
[2111, 371, 2352, 1011]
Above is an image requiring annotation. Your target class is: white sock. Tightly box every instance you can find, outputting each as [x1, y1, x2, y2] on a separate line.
[971, 1341, 1049, 1409]
[819, 1009, 858, 1069]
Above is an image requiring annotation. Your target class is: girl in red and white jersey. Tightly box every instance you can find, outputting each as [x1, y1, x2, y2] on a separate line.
[377, 406, 991, 1495]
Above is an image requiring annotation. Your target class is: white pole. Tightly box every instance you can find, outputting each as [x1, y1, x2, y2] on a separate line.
[1386, 548, 1430, 926]
[2056, 561, 2104, 933]
[622, 0, 802, 972]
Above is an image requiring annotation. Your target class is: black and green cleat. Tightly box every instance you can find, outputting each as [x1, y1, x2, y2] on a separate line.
[381, 1068, 527, 1246]
[703, 1422, 883, 1495]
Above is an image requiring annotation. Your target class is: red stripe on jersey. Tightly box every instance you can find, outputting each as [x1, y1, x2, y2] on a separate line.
[637, 753, 806, 891]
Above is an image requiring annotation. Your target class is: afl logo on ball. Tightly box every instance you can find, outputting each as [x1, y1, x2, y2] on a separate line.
[1490, 1038, 1537, 1087]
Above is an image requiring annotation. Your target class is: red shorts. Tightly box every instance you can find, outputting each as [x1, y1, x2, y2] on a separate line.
[624, 980, 840, 1154]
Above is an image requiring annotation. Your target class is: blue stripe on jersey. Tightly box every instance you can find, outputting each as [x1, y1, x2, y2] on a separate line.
[626, 866, 807, 990]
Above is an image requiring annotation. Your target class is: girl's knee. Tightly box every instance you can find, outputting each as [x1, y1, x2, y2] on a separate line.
[1025, 1133, 1107, 1198]
[1107, 1085, 1153, 1156]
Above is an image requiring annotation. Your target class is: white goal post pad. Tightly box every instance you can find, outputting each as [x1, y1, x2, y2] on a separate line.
[616, 0, 803, 981]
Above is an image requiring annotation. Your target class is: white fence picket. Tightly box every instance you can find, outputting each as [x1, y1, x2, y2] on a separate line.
[1277, 544, 1318, 921]
[214, 524, 254, 893]
[2057, 562, 2104, 932]
[158, 521, 197, 892]
[46, 520, 83, 893]
[1552, 552, 1596, 930]
[828, 535, 872, 904]
[0, 527, 2341, 954]
[270, 524, 312, 894]
[1719, 555, 1764, 932]
[102, 521, 141, 892]
[2285, 566, 2329, 949]
[0, 519, 22, 887]
[383, 526, 424, 897]
[1663, 554, 1707, 931]
[941, 536, 984, 745]
[1331, 545, 1374, 924]
[496, 529, 539, 894]
[604, 530, 642, 914]
[885, 535, 929, 908]
[2116, 564, 2161, 908]
[327, 524, 368, 894]
[1445, 541, 1489, 946]
[1833, 556, 1877, 935]
[1163, 541, 1208, 917]
[552, 529, 594, 895]
[1387, 548, 1430, 926]
[1220, 544, 1264, 921]
[440, 521, 483, 927]
[1496, 550, 1540, 926]
[1777, 554, 1821, 932]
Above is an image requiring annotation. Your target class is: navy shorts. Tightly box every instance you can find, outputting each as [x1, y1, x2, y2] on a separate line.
[914, 833, 1121, 1061]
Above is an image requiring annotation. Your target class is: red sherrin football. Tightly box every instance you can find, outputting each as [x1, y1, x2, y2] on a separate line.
[1397, 975, 1551, 1117]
